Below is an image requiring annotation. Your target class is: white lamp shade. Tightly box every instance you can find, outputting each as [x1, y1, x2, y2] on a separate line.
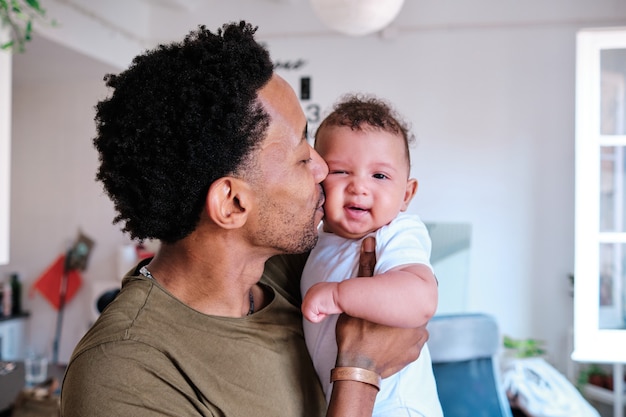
[310, 0, 405, 36]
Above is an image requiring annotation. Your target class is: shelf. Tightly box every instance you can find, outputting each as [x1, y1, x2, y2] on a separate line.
[584, 384, 626, 405]
[0, 311, 29, 322]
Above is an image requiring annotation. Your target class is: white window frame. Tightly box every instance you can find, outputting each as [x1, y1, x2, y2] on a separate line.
[573, 27, 626, 364]
[0, 44, 11, 266]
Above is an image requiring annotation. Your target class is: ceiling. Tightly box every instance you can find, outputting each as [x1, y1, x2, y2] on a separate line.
[10, 0, 323, 84]
[10, 0, 626, 85]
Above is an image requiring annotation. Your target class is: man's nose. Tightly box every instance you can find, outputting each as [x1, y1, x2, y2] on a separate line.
[310, 146, 329, 183]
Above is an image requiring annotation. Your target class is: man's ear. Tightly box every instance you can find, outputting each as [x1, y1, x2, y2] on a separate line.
[400, 178, 418, 211]
[207, 177, 253, 229]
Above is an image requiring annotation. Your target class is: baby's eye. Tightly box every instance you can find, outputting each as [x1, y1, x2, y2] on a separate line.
[330, 170, 347, 175]
[373, 173, 388, 180]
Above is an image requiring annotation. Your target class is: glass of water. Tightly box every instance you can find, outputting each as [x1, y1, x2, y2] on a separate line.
[24, 351, 48, 386]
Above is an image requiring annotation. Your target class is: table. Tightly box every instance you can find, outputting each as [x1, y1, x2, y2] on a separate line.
[0, 362, 65, 415]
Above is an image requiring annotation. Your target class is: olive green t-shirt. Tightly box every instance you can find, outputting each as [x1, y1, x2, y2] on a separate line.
[60, 254, 326, 417]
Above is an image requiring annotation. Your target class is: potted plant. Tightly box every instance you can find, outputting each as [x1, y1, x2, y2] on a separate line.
[576, 364, 613, 391]
[0, 0, 51, 52]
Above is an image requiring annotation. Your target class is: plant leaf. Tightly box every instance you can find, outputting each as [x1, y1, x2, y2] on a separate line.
[0, 0, 54, 52]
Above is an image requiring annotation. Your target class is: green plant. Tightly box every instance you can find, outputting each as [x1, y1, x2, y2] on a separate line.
[0, 0, 52, 52]
[503, 335, 547, 358]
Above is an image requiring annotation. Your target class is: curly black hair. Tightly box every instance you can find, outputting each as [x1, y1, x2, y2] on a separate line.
[93, 21, 274, 243]
[314, 94, 415, 168]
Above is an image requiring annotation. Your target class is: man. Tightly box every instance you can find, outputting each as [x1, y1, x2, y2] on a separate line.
[60, 21, 427, 416]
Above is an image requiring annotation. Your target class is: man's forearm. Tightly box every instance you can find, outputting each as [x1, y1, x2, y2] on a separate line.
[326, 380, 377, 417]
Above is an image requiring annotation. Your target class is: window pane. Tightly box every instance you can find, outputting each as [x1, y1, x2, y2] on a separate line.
[599, 243, 626, 329]
[601, 49, 626, 135]
[599, 146, 626, 231]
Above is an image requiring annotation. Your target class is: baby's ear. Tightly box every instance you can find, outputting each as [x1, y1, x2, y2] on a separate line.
[401, 178, 418, 211]
[206, 177, 253, 229]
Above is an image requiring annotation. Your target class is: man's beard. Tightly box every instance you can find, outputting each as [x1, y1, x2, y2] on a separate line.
[257, 205, 320, 255]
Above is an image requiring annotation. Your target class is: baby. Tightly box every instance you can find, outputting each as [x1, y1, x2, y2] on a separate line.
[301, 94, 442, 417]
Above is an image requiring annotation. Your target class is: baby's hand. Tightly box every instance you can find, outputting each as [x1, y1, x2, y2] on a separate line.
[301, 282, 342, 323]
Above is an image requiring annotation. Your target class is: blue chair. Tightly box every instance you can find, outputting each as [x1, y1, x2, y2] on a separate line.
[427, 313, 514, 417]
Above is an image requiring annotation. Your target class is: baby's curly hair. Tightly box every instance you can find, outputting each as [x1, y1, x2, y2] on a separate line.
[314, 94, 415, 168]
[94, 21, 273, 243]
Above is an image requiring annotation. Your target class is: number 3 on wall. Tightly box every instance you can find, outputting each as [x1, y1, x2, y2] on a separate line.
[305, 103, 321, 123]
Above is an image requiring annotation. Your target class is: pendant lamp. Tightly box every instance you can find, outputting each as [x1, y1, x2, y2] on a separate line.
[309, 0, 405, 36]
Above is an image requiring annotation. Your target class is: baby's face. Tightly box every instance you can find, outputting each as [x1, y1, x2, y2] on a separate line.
[315, 125, 417, 239]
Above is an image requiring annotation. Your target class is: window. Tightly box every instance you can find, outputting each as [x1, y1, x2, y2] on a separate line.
[574, 28, 626, 364]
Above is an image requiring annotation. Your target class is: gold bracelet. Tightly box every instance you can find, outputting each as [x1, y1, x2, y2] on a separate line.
[330, 367, 382, 391]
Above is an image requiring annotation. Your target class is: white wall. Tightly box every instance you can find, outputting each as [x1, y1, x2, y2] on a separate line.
[270, 23, 577, 373]
[3, 70, 127, 362]
[2, 0, 625, 370]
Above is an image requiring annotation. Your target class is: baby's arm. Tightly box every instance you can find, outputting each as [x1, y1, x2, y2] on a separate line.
[301, 263, 438, 328]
